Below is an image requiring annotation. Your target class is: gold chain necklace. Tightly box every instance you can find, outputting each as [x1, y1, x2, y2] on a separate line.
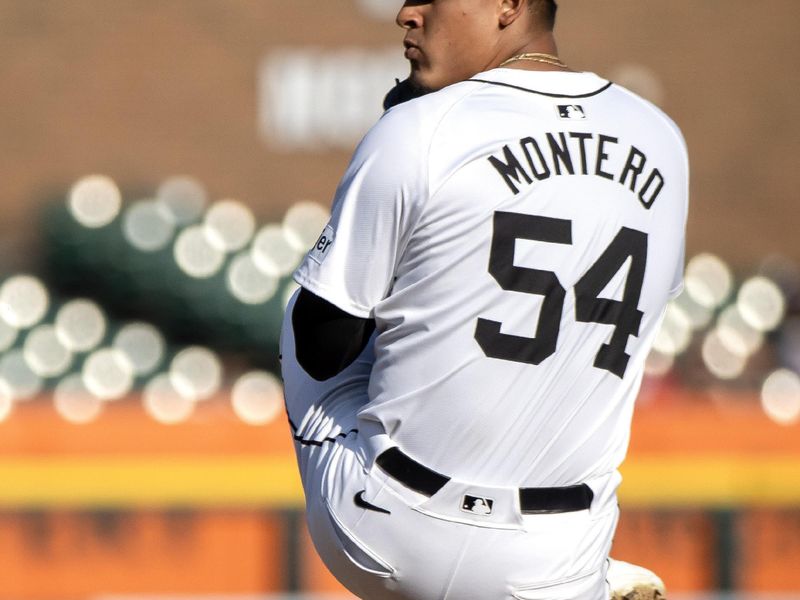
[498, 52, 567, 69]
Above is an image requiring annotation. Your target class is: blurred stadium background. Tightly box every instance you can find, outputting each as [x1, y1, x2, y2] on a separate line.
[0, 0, 798, 598]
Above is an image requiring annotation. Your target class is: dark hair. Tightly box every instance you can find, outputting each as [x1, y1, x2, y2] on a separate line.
[531, 0, 558, 30]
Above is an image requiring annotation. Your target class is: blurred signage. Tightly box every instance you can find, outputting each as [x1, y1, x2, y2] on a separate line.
[356, 0, 400, 21]
[258, 47, 407, 152]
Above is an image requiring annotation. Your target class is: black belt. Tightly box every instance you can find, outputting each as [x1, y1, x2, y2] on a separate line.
[375, 447, 594, 514]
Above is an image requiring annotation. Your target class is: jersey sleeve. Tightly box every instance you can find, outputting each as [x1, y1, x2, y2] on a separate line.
[293, 106, 429, 318]
[668, 128, 690, 300]
[668, 240, 685, 299]
[628, 93, 689, 303]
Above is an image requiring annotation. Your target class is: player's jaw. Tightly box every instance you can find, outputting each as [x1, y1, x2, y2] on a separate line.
[396, 0, 503, 93]
[402, 37, 434, 91]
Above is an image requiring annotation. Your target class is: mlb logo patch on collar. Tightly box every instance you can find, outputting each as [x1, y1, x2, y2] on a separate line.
[557, 104, 587, 120]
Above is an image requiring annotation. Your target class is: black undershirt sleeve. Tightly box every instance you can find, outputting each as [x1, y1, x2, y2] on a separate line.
[382, 78, 429, 110]
[291, 288, 376, 381]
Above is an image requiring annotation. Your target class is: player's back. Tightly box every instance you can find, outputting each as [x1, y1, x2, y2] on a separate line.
[360, 69, 688, 488]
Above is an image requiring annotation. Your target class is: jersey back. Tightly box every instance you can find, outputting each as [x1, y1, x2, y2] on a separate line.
[294, 70, 688, 488]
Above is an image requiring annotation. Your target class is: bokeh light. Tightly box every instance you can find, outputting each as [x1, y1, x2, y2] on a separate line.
[760, 369, 800, 425]
[54, 374, 103, 424]
[0, 275, 49, 328]
[143, 373, 195, 425]
[673, 289, 714, 330]
[23, 324, 73, 378]
[156, 176, 207, 225]
[169, 346, 223, 401]
[173, 225, 226, 278]
[0, 318, 18, 352]
[122, 200, 176, 252]
[68, 174, 122, 228]
[251, 224, 302, 277]
[0, 350, 43, 400]
[702, 330, 747, 380]
[282, 201, 329, 252]
[231, 371, 284, 425]
[112, 322, 165, 377]
[737, 276, 786, 332]
[55, 299, 106, 352]
[652, 303, 692, 357]
[82, 348, 135, 401]
[759, 254, 800, 299]
[644, 348, 675, 378]
[685, 253, 733, 309]
[203, 199, 256, 252]
[715, 305, 763, 358]
[0, 380, 13, 422]
[226, 252, 279, 305]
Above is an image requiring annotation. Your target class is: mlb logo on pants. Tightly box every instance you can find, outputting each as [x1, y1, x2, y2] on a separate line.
[461, 495, 494, 516]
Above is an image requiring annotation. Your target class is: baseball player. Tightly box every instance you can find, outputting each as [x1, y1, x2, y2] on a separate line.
[281, 1, 686, 599]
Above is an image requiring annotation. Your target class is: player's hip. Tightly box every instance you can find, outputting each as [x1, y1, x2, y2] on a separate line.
[304, 435, 618, 599]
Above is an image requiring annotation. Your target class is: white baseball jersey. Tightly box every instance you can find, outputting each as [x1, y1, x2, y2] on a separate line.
[294, 69, 688, 490]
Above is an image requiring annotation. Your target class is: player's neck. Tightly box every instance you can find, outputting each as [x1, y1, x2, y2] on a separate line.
[497, 34, 574, 73]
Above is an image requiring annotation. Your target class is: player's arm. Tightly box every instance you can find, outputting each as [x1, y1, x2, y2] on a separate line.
[288, 100, 428, 380]
[292, 287, 375, 381]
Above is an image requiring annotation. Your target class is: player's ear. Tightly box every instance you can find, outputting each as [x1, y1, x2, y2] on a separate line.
[498, 0, 525, 28]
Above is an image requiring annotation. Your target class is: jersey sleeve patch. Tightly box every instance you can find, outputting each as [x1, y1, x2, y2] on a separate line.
[308, 224, 335, 264]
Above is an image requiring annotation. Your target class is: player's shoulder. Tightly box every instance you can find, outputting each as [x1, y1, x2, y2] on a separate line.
[383, 78, 482, 114]
[607, 81, 688, 155]
[374, 82, 483, 141]
[337, 85, 467, 198]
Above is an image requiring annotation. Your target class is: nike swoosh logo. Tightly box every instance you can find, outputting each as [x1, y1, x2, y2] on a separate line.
[354, 490, 391, 515]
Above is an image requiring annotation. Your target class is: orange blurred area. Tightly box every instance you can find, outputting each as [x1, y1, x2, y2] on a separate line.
[0, 511, 286, 599]
[612, 510, 718, 591]
[0, 388, 798, 598]
[738, 510, 800, 591]
[0, 398, 287, 457]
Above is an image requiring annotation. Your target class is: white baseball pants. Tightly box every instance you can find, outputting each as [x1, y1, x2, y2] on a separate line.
[281, 292, 619, 600]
